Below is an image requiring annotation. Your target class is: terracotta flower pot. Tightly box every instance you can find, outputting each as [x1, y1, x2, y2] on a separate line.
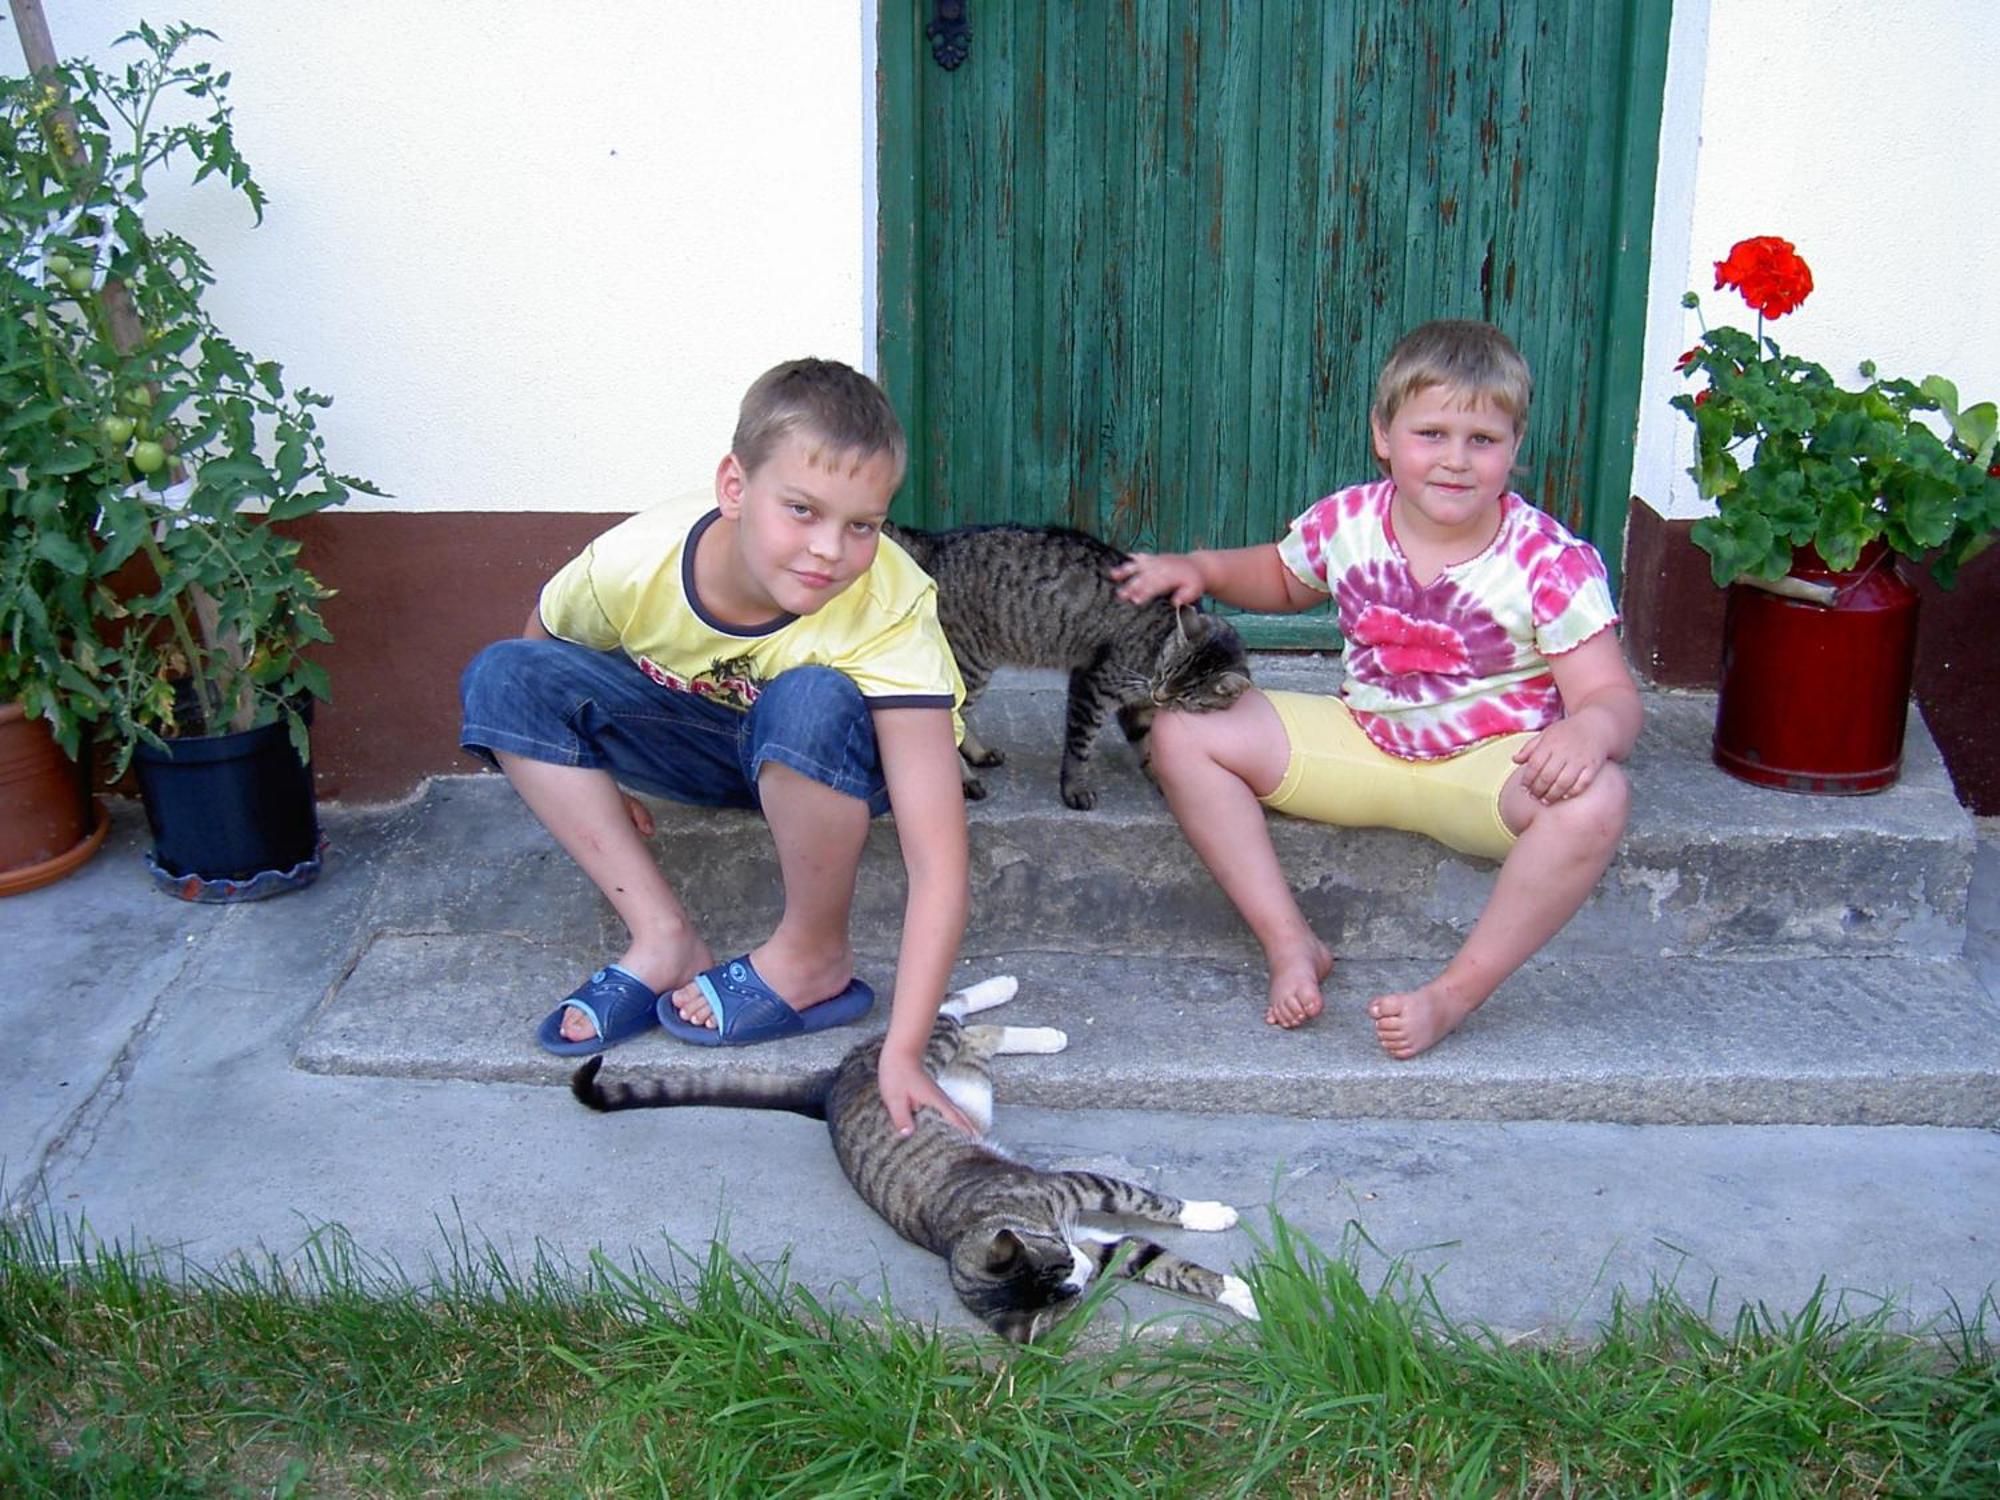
[0, 700, 109, 896]
[1712, 540, 1919, 794]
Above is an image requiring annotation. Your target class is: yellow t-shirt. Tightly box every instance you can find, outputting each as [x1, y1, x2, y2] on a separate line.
[538, 492, 964, 738]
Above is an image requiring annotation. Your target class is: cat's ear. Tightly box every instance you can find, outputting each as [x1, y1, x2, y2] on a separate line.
[979, 1228, 1026, 1272]
[1214, 667, 1254, 701]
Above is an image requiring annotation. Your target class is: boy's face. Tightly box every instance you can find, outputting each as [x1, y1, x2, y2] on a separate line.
[1371, 384, 1520, 537]
[714, 430, 901, 617]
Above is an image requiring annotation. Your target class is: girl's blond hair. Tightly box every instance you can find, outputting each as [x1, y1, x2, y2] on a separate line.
[1372, 320, 1533, 436]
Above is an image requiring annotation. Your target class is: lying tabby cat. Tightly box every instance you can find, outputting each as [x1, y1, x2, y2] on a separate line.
[572, 976, 1259, 1343]
[884, 522, 1252, 808]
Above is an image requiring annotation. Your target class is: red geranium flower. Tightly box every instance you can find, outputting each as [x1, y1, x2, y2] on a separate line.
[1676, 346, 1701, 370]
[1715, 236, 1814, 320]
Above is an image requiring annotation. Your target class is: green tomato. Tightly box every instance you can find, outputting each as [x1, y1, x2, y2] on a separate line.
[131, 440, 167, 475]
[45, 253, 74, 278]
[122, 386, 154, 411]
[64, 266, 95, 294]
[99, 415, 137, 445]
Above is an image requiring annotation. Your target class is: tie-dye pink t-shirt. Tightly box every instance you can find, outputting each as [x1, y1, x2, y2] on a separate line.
[1275, 479, 1618, 760]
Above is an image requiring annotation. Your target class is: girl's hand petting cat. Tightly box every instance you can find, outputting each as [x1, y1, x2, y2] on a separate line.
[1111, 552, 1206, 608]
[1511, 715, 1611, 803]
[880, 1052, 976, 1137]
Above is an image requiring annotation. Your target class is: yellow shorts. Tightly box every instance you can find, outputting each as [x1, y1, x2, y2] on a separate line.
[1259, 691, 1528, 861]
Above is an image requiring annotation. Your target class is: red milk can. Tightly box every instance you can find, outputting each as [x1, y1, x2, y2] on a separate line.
[1711, 541, 1920, 795]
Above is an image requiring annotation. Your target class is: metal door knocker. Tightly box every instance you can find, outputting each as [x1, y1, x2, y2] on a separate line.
[926, 0, 970, 70]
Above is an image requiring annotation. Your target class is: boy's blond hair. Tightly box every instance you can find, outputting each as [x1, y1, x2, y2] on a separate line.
[732, 358, 908, 480]
[1372, 320, 1533, 437]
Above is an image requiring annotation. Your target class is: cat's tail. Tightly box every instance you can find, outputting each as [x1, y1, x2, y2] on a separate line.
[570, 1056, 836, 1120]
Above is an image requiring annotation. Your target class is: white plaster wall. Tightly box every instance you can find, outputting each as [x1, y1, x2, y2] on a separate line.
[4, 3, 874, 513]
[21, 5, 1990, 526]
[1633, 0, 2000, 519]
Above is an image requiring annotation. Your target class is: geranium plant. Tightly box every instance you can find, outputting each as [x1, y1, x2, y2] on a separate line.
[1, 22, 378, 772]
[1672, 234, 2000, 590]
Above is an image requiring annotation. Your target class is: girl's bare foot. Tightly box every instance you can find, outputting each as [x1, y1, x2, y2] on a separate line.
[1368, 979, 1480, 1059]
[1265, 935, 1334, 1028]
[667, 941, 856, 1030]
[559, 933, 713, 1042]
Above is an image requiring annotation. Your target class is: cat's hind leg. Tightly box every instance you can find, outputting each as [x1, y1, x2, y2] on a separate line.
[958, 724, 1004, 770]
[993, 1025, 1067, 1054]
[955, 658, 1003, 799]
[959, 1022, 1068, 1055]
[940, 974, 1018, 1018]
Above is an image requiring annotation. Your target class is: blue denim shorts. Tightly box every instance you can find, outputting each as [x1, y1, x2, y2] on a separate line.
[459, 638, 889, 815]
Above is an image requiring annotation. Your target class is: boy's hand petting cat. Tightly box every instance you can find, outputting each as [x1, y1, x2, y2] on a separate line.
[880, 1052, 976, 1137]
[1511, 715, 1612, 803]
[1110, 552, 1206, 607]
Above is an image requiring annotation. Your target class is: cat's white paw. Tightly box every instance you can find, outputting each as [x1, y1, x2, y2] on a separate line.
[1178, 1200, 1238, 1232]
[1218, 1275, 1260, 1321]
[999, 1025, 1067, 1054]
[943, 975, 1018, 1018]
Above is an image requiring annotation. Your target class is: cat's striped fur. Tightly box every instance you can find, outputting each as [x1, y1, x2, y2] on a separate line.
[883, 522, 1252, 809]
[571, 976, 1259, 1343]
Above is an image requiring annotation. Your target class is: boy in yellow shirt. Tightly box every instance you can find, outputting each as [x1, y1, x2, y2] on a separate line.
[460, 359, 971, 1133]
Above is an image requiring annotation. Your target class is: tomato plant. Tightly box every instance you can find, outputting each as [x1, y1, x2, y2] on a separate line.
[2, 23, 382, 768]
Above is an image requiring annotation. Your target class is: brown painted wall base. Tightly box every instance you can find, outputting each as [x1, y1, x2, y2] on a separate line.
[262, 505, 1997, 815]
[283, 511, 625, 804]
[1620, 500, 2000, 814]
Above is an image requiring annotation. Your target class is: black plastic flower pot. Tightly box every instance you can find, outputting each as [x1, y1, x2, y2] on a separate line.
[131, 706, 323, 902]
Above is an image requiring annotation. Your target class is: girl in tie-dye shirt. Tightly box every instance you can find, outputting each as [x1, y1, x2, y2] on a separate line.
[1112, 320, 1642, 1061]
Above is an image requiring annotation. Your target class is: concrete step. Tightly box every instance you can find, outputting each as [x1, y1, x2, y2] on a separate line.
[304, 722, 1998, 1127]
[946, 658, 1974, 963]
[298, 933, 2000, 1127]
[377, 663, 1973, 967]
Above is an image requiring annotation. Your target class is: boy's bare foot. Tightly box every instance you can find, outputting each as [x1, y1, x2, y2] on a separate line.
[1368, 979, 1481, 1059]
[559, 934, 713, 1043]
[1265, 935, 1334, 1029]
[667, 942, 856, 1030]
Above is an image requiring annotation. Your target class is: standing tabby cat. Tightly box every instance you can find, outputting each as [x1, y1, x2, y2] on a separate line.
[884, 522, 1252, 808]
[572, 977, 1259, 1343]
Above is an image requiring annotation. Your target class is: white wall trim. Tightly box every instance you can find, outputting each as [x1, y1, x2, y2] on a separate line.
[1629, 0, 1709, 520]
[861, 0, 881, 379]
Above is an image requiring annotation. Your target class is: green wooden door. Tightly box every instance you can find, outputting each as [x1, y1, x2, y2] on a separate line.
[879, 1, 1669, 643]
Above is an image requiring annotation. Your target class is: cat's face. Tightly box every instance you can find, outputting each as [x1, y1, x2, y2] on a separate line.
[950, 1221, 1089, 1343]
[1148, 612, 1252, 711]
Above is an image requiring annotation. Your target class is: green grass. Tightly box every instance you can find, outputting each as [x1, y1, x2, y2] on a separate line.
[1, 1211, 1994, 1498]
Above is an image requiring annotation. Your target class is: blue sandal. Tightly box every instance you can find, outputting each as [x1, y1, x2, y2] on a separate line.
[536, 965, 663, 1056]
[657, 955, 875, 1048]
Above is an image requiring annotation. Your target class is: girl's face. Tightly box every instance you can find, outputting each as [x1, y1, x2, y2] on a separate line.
[1371, 385, 1520, 542]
